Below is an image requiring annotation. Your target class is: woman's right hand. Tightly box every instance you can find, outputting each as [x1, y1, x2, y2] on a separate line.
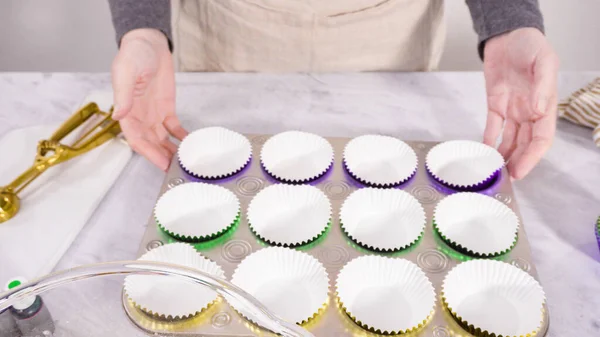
[111, 28, 187, 171]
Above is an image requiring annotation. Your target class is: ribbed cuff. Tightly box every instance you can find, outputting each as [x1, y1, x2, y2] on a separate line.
[108, 0, 173, 52]
[466, 0, 545, 60]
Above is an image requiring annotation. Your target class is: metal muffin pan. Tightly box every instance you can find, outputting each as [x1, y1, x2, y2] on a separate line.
[123, 134, 550, 336]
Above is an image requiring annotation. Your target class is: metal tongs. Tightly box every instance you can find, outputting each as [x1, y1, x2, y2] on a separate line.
[0, 102, 122, 223]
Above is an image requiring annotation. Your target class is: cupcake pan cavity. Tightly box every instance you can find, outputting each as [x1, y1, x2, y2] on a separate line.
[126, 135, 549, 337]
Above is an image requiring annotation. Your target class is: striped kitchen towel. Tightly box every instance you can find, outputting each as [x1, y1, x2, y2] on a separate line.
[558, 77, 600, 147]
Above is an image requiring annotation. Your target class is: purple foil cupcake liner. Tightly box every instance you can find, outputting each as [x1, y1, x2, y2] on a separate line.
[179, 156, 252, 182]
[261, 161, 334, 185]
[596, 217, 600, 253]
[343, 160, 416, 188]
[425, 164, 501, 192]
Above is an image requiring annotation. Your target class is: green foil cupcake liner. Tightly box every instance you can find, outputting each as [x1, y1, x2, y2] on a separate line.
[341, 222, 423, 253]
[157, 214, 240, 242]
[433, 220, 517, 258]
[249, 221, 332, 248]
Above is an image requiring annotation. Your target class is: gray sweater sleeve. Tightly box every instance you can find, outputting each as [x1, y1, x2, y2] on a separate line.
[107, 0, 544, 59]
[466, 0, 545, 59]
[107, 0, 172, 51]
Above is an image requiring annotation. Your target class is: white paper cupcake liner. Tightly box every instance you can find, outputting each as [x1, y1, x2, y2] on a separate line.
[154, 182, 240, 241]
[434, 192, 519, 257]
[260, 131, 334, 183]
[230, 247, 329, 325]
[426, 140, 504, 190]
[343, 135, 418, 187]
[339, 188, 425, 251]
[247, 184, 331, 247]
[335, 255, 435, 334]
[178, 127, 252, 179]
[124, 242, 225, 319]
[442, 259, 546, 337]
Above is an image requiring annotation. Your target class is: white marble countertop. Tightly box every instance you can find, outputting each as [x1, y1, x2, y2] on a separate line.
[1, 72, 599, 336]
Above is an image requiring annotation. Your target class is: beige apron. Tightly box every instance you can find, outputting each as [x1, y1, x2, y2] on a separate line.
[171, 0, 445, 72]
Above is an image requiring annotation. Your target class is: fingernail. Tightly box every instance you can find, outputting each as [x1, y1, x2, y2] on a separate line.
[161, 158, 170, 172]
[536, 98, 547, 115]
[112, 104, 123, 119]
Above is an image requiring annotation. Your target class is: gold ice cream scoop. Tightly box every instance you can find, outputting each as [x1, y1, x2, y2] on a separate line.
[0, 102, 122, 223]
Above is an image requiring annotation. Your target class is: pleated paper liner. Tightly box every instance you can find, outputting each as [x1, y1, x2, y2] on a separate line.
[154, 182, 241, 242]
[332, 297, 430, 337]
[229, 247, 330, 325]
[247, 184, 332, 247]
[123, 295, 222, 331]
[157, 214, 241, 243]
[433, 222, 516, 259]
[442, 304, 546, 337]
[249, 221, 332, 249]
[238, 301, 329, 335]
[339, 188, 426, 252]
[260, 130, 334, 183]
[343, 135, 418, 187]
[124, 243, 225, 320]
[178, 126, 252, 180]
[433, 192, 519, 258]
[425, 140, 504, 191]
[442, 260, 546, 337]
[335, 256, 435, 335]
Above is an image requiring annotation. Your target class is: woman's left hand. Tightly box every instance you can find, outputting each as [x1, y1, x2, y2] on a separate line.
[482, 27, 559, 180]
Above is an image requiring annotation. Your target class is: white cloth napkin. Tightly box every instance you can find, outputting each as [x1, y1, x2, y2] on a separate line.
[0, 92, 132, 286]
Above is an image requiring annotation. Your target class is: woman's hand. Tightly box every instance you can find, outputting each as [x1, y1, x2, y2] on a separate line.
[482, 28, 559, 180]
[111, 28, 187, 171]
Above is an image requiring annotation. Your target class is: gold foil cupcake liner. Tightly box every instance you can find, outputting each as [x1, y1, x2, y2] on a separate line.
[123, 243, 225, 320]
[123, 293, 222, 332]
[441, 293, 544, 337]
[335, 295, 433, 335]
[126, 294, 220, 321]
[233, 299, 329, 334]
[335, 256, 436, 335]
[229, 247, 330, 325]
[441, 260, 545, 337]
